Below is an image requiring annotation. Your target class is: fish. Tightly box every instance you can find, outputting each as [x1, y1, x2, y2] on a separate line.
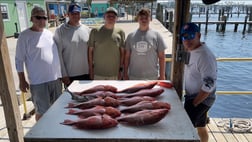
[65, 97, 119, 109]
[78, 91, 118, 99]
[117, 81, 158, 93]
[118, 96, 156, 106]
[116, 109, 169, 126]
[60, 114, 118, 129]
[66, 106, 121, 118]
[157, 81, 173, 88]
[119, 88, 164, 98]
[72, 85, 118, 95]
[65, 89, 96, 102]
[120, 100, 171, 113]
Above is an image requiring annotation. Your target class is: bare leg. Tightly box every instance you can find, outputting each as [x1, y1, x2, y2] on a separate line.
[197, 126, 208, 142]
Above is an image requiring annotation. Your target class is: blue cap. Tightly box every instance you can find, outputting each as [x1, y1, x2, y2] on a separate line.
[181, 23, 200, 35]
[68, 3, 81, 13]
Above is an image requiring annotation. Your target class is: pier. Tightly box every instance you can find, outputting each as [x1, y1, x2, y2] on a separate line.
[159, 5, 252, 34]
[1, 17, 252, 142]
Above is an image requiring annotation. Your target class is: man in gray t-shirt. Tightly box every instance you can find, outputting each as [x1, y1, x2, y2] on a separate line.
[124, 8, 167, 80]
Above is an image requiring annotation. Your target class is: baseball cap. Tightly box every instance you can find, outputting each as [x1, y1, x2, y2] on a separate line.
[68, 3, 81, 13]
[31, 6, 45, 16]
[181, 23, 200, 35]
[181, 23, 200, 41]
[105, 7, 118, 16]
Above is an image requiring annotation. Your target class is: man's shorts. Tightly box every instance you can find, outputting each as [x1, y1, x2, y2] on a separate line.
[184, 99, 210, 127]
[30, 79, 62, 115]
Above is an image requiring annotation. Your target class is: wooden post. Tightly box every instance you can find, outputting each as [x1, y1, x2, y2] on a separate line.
[168, 11, 173, 32]
[0, 11, 24, 142]
[216, 9, 221, 31]
[205, 8, 209, 34]
[171, 0, 190, 99]
[242, 16, 248, 35]
[248, 7, 252, 33]
[234, 24, 238, 32]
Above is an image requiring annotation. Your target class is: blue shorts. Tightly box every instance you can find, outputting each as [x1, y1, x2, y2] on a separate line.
[184, 99, 210, 127]
[30, 79, 62, 115]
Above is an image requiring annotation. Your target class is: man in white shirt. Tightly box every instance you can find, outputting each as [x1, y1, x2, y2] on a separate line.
[181, 23, 217, 142]
[15, 6, 62, 121]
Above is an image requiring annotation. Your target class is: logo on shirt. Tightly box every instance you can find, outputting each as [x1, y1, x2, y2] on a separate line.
[203, 77, 214, 90]
[133, 41, 151, 55]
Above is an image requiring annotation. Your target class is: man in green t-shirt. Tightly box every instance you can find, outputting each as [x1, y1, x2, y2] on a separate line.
[88, 7, 125, 80]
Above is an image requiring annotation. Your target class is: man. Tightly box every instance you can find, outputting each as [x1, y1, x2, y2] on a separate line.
[181, 23, 217, 142]
[124, 8, 167, 80]
[88, 7, 125, 80]
[15, 6, 62, 121]
[54, 3, 90, 87]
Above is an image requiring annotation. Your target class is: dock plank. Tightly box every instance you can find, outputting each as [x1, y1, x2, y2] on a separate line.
[208, 118, 227, 142]
[243, 133, 252, 142]
[213, 118, 238, 142]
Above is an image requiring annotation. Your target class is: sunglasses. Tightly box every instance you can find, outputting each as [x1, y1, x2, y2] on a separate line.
[34, 16, 47, 20]
[181, 33, 196, 41]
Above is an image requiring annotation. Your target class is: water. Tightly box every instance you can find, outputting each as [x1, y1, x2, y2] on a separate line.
[191, 14, 252, 118]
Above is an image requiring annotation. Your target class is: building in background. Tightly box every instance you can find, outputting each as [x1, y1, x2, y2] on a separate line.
[1, 0, 46, 37]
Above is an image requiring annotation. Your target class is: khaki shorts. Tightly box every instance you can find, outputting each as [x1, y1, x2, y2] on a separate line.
[30, 79, 62, 115]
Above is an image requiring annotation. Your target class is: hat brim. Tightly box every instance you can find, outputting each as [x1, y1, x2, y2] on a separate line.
[181, 31, 197, 36]
[202, 0, 220, 5]
[105, 11, 118, 16]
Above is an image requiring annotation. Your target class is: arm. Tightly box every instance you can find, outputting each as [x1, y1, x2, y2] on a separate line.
[15, 35, 29, 92]
[87, 28, 97, 80]
[193, 90, 210, 106]
[88, 46, 94, 80]
[118, 30, 126, 80]
[54, 28, 70, 85]
[17, 72, 29, 92]
[123, 50, 130, 80]
[118, 47, 125, 80]
[158, 51, 166, 80]
[193, 53, 217, 106]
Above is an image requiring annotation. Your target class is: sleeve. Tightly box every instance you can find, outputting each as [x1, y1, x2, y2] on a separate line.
[198, 53, 217, 93]
[15, 34, 26, 72]
[156, 32, 167, 52]
[88, 28, 97, 48]
[119, 29, 125, 48]
[125, 33, 132, 51]
[54, 27, 68, 77]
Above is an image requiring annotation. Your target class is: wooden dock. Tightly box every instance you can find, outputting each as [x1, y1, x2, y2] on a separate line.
[1, 102, 252, 142]
[2, 18, 251, 142]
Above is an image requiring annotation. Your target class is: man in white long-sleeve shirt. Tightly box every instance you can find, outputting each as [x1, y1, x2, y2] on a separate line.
[15, 6, 62, 121]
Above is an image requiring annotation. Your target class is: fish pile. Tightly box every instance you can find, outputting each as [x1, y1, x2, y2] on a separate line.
[60, 81, 172, 129]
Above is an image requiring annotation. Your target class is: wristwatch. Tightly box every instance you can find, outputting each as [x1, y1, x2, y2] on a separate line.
[119, 67, 123, 72]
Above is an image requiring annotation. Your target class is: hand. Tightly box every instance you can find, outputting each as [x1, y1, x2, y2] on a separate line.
[118, 72, 123, 80]
[19, 80, 29, 92]
[123, 74, 129, 80]
[61, 77, 71, 86]
[158, 75, 166, 80]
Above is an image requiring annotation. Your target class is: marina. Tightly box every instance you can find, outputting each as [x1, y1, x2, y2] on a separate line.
[1, 0, 252, 142]
[1, 17, 252, 142]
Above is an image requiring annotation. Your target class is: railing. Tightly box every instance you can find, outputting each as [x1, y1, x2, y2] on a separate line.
[166, 57, 252, 95]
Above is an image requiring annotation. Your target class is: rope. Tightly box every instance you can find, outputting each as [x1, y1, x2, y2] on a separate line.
[216, 119, 252, 133]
